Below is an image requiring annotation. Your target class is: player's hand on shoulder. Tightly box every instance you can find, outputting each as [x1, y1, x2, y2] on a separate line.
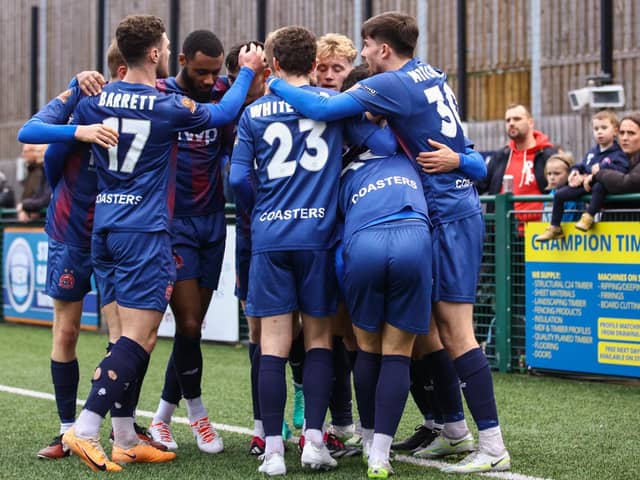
[416, 139, 460, 173]
[239, 43, 266, 75]
[74, 124, 119, 148]
[76, 71, 106, 96]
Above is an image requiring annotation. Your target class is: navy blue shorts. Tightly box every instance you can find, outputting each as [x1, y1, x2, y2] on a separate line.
[432, 213, 484, 303]
[343, 220, 432, 334]
[45, 238, 93, 302]
[92, 231, 176, 312]
[171, 212, 226, 290]
[234, 226, 251, 301]
[246, 249, 338, 318]
[334, 241, 346, 301]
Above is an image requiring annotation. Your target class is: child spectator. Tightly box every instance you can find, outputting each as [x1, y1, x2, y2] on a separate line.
[536, 110, 628, 241]
[591, 113, 640, 194]
[541, 152, 581, 222]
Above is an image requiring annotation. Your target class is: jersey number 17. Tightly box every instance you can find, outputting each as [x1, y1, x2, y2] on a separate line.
[102, 117, 151, 173]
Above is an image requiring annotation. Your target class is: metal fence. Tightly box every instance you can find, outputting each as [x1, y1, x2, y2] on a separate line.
[477, 192, 640, 372]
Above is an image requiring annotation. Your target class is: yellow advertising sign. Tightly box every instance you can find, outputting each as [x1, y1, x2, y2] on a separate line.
[525, 222, 640, 263]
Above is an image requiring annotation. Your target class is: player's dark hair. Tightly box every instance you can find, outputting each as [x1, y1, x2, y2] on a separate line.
[116, 15, 166, 67]
[271, 26, 316, 77]
[361, 11, 417, 58]
[225, 41, 264, 76]
[182, 29, 224, 61]
[340, 64, 370, 92]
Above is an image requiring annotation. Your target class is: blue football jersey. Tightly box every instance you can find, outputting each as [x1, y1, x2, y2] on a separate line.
[346, 58, 481, 225]
[156, 76, 229, 217]
[73, 81, 226, 233]
[45, 143, 97, 248]
[339, 151, 428, 240]
[232, 88, 345, 252]
[26, 84, 98, 248]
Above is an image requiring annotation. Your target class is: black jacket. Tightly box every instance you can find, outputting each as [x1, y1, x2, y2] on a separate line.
[475, 145, 558, 195]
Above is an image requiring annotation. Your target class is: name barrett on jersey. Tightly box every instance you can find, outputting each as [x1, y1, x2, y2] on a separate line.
[97, 91, 157, 110]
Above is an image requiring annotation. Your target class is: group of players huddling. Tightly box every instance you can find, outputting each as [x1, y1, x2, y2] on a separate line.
[18, 11, 510, 478]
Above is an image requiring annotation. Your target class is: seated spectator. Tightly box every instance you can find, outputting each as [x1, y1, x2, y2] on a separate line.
[0, 171, 16, 209]
[536, 110, 628, 241]
[590, 112, 640, 194]
[541, 152, 581, 223]
[17, 143, 51, 222]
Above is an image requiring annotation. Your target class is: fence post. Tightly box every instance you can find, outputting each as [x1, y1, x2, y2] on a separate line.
[493, 193, 512, 372]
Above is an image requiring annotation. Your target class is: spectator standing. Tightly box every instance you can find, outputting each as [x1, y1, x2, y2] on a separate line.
[17, 143, 51, 222]
[476, 104, 557, 228]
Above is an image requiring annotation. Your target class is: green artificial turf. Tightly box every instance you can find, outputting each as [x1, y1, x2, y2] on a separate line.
[0, 322, 638, 479]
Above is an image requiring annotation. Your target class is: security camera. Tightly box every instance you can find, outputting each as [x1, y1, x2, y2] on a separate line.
[590, 85, 625, 109]
[567, 84, 625, 110]
[568, 88, 591, 111]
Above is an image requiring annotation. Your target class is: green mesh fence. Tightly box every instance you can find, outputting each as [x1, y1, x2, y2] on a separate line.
[478, 193, 640, 372]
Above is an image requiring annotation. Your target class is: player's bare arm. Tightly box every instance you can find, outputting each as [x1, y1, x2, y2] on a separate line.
[238, 43, 266, 76]
[74, 124, 118, 148]
[416, 138, 460, 173]
[76, 70, 107, 96]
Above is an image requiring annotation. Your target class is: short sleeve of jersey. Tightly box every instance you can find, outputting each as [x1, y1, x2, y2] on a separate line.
[346, 73, 412, 119]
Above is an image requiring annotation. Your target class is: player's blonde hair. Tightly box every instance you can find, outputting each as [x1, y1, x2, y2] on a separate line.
[316, 33, 357, 64]
[106, 39, 125, 79]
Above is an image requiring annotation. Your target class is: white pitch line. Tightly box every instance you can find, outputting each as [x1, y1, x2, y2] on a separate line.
[0, 384, 551, 480]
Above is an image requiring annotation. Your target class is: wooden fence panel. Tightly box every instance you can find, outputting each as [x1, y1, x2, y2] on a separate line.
[266, 0, 354, 37]
[46, 0, 95, 98]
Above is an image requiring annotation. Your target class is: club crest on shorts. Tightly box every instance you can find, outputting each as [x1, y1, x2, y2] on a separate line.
[173, 251, 184, 269]
[165, 283, 174, 301]
[58, 270, 76, 289]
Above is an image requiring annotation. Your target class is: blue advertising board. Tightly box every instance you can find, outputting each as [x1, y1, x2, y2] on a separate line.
[2, 227, 98, 329]
[525, 222, 640, 378]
